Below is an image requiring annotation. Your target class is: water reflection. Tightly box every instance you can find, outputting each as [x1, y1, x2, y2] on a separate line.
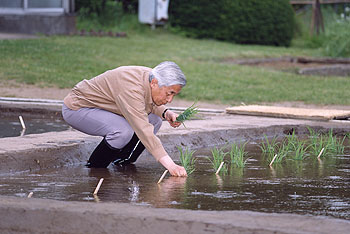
[0, 144, 349, 220]
[0, 115, 69, 138]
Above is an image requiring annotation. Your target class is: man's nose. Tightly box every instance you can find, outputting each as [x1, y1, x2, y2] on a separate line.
[166, 95, 173, 103]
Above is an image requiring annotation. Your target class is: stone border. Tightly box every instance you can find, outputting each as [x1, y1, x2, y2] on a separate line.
[0, 196, 349, 234]
[222, 56, 350, 77]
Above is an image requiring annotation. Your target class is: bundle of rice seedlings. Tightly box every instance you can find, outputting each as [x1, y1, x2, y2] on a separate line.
[176, 103, 199, 127]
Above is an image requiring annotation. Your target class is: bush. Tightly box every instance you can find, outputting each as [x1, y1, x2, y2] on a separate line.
[169, 0, 295, 46]
[323, 18, 350, 57]
[76, 0, 137, 14]
[76, 0, 123, 28]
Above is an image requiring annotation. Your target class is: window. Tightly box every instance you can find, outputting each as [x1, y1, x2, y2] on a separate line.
[0, 0, 23, 8]
[28, 0, 62, 8]
[0, 0, 66, 14]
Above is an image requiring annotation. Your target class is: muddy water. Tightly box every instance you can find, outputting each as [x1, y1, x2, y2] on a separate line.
[0, 145, 349, 220]
[0, 115, 69, 137]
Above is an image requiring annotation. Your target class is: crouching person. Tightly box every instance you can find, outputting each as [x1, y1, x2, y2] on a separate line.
[62, 61, 187, 177]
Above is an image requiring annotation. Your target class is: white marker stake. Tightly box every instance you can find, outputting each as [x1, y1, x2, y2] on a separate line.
[27, 192, 33, 198]
[317, 148, 325, 159]
[215, 162, 225, 175]
[93, 178, 104, 195]
[157, 170, 168, 184]
[269, 154, 278, 167]
[19, 116, 26, 129]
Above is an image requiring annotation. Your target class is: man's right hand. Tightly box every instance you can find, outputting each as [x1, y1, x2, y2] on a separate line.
[158, 155, 187, 177]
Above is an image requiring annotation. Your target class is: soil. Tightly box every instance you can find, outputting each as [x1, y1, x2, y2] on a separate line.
[0, 79, 229, 110]
[2, 79, 350, 111]
[222, 57, 350, 76]
[1, 79, 350, 111]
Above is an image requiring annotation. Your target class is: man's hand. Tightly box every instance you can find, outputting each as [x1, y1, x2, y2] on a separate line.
[159, 155, 187, 177]
[164, 110, 181, 128]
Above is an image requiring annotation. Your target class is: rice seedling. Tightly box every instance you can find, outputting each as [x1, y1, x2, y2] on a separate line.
[308, 134, 328, 156]
[177, 146, 197, 175]
[176, 102, 199, 128]
[259, 135, 279, 159]
[270, 144, 289, 165]
[229, 142, 249, 168]
[209, 146, 228, 174]
[346, 133, 350, 142]
[284, 130, 299, 152]
[324, 129, 345, 155]
[293, 140, 310, 160]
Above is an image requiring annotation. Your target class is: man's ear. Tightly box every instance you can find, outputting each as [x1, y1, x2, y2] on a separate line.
[151, 78, 158, 88]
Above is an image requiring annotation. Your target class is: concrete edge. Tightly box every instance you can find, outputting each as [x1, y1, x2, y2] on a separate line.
[0, 196, 349, 234]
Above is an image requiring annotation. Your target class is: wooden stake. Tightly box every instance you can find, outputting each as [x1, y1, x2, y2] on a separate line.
[215, 162, 225, 175]
[93, 178, 104, 195]
[27, 192, 33, 198]
[157, 170, 168, 184]
[19, 116, 26, 129]
[317, 148, 325, 159]
[269, 154, 278, 167]
[93, 194, 100, 202]
[20, 129, 26, 137]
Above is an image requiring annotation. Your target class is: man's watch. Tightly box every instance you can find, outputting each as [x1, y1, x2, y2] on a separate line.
[162, 109, 169, 119]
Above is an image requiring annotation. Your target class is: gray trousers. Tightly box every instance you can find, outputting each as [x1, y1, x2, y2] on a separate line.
[62, 104, 162, 149]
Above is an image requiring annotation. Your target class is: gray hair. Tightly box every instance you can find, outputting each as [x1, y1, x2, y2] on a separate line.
[149, 61, 186, 87]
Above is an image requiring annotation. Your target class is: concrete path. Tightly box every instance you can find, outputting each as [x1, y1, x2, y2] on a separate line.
[0, 32, 38, 40]
[0, 195, 349, 234]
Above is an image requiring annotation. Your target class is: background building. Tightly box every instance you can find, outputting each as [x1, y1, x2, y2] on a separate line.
[0, 0, 76, 35]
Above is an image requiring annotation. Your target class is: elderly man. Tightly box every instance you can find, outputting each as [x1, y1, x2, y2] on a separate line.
[62, 61, 187, 177]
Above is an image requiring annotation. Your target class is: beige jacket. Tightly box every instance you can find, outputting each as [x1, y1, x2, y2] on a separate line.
[64, 66, 167, 161]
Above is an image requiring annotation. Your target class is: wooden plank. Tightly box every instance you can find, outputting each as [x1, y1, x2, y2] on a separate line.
[297, 57, 350, 64]
[226, 105, 350, 120]
[291, 0, 350, 4]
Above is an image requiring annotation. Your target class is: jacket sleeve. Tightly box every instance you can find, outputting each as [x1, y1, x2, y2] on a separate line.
[152, 105, 166, 118]
[115, 89, 167, 161]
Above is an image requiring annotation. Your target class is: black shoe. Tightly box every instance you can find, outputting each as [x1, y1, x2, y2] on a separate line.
[86, 138, 122, 168]
[113, 133, 145, 166]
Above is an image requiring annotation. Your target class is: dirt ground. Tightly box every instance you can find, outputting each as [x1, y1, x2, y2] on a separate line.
[1, 79, 350, 111]
[0, 79, 229, 110]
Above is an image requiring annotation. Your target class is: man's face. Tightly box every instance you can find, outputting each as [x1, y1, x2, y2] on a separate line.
[150, 79, 182, 106]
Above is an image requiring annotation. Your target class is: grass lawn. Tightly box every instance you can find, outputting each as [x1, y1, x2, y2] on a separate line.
[0, 28, 349, 106]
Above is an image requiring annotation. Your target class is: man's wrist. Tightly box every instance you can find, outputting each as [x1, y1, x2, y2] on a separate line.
[162, 109, 169, 119]
[159, 155, 176, 169]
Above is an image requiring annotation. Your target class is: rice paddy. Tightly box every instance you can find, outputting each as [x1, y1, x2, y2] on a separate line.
[183, 129, 349, 173]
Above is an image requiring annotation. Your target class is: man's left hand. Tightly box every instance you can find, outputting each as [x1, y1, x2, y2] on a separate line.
[164, 110, 181, 128]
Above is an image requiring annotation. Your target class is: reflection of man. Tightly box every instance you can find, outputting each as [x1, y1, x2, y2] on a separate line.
[62, 61, 187, 176]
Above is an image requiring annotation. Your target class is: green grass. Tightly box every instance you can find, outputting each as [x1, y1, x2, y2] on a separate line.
[1, 14, 350, 105]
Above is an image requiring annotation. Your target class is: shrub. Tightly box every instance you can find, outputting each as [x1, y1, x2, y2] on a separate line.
[169, 0, 295, 46]
[76, 0, 123, 26]
[323, 18, 350, 57]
